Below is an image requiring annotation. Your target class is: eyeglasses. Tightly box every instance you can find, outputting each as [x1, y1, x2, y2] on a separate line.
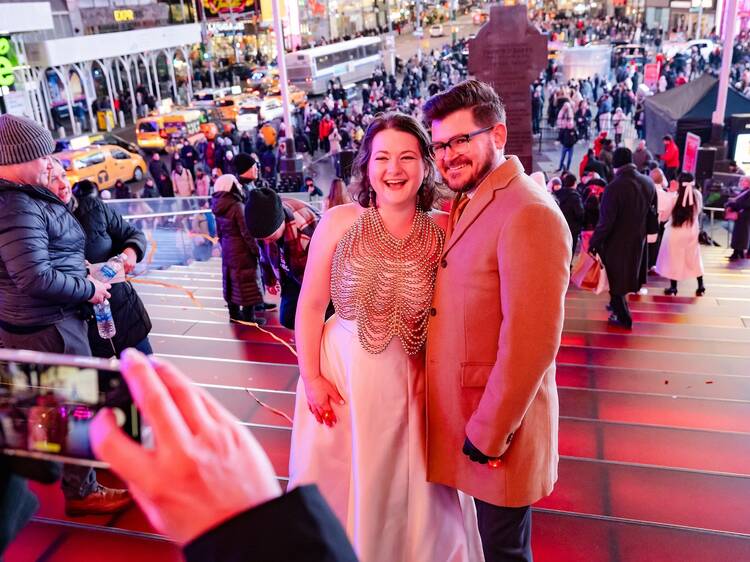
[430, 125, 496, 158]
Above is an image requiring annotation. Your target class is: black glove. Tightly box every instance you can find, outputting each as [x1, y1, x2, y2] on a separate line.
[462, 437, 500, 465]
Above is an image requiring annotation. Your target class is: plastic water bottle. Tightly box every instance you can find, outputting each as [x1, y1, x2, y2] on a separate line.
[94, 299, 116, 339]
[95, 253, 127, 282]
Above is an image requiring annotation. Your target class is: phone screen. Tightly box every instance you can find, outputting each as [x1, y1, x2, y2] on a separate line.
[0, 350, 139, 467]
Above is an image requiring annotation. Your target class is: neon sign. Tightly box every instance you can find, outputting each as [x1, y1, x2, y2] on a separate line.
[0, 37, 16, 89]
[113, 9, 135, 22]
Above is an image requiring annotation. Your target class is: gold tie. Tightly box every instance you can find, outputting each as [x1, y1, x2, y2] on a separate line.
[451, 193, 470, 229]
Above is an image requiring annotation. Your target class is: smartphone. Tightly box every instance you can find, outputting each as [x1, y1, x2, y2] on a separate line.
[0, 348, 140, 468]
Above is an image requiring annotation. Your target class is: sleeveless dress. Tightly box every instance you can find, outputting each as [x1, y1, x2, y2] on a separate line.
[289, 208, 482, 562]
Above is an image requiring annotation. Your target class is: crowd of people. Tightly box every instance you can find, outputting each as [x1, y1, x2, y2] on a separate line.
[3, 10, 750, 560]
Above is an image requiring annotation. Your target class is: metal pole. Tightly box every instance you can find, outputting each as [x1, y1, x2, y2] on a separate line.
[271, 0, 293, 144]
[385, 0, 392, 32]
[200, 1, 216, 89]
[696, 0, 703, 39]
[711, 0, 737, 141]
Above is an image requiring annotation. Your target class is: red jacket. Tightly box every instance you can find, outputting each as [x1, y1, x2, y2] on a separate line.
[661, 141, 680, 168]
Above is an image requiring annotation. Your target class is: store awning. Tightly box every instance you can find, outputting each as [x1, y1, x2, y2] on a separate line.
[24, 23, 201, 68]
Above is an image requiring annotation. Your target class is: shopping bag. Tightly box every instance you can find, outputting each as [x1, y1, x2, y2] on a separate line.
[724, 208, 739, 221]
[571, 252, 609, 294]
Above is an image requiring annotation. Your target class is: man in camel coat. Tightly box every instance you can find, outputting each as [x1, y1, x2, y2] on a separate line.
[424, 80, 571, 561]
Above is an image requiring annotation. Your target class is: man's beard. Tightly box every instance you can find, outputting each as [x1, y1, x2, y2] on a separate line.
[445, 155, 496, 194]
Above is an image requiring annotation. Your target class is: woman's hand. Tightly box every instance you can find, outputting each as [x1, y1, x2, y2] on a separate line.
[303, 375, 345, 427]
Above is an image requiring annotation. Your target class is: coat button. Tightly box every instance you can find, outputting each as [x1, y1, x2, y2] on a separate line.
[440, 259, 448, 268]
[430, 307, 437, 316]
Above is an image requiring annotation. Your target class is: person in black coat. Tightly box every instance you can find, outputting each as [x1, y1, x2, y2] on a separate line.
[141, 178, 160, 198]
[91, 349, 358, 562]
[113, 179, 131, 199]
[553, 173, 585, 256]
[149, 153, 173, 197]
[71, 180, 153, 357]
[727, 176, 750, 261]
[584, 150, 609, 182]
[210, 175, 265, 325]
[590, 148, 657, 329]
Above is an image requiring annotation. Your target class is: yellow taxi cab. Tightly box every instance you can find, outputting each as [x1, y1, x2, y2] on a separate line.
[265, 83, 308, 108]
[215, 94, 248, 122]
[136, 109, 204, 151]
[58, 144, 146, 190]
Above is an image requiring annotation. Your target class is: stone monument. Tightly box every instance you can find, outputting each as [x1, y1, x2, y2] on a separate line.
[468, 4, 547, 172]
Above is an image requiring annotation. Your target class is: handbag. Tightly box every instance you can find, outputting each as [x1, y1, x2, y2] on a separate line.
[571, 252, 609, 294]
[724, 207, 739, 221]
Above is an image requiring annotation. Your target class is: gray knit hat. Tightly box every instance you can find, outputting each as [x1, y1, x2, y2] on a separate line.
[0, 114, 55, 165]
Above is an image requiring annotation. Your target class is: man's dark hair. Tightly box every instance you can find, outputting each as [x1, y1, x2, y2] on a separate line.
[562, 173, 577, 189]
[663, 135, 673, 142]
[423, 79, 506, 128]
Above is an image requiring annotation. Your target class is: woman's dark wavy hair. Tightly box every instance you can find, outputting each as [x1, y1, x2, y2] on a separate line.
[672, 172, 697, 228]
[350, 112, 437, 210]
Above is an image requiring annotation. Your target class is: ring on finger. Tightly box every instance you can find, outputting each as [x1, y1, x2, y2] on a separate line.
[322, 411, 332, 421]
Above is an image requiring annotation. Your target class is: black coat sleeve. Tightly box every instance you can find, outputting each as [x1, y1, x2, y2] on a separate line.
[102, 202, 147, 262]
[0, 198, 94, 302]
[183, 486, 358, 562]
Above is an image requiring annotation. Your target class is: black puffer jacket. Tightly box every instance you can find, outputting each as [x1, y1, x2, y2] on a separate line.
[211, 189, 263, 307]
[72, 189, 152, 357]
[0, 180, 94, 327]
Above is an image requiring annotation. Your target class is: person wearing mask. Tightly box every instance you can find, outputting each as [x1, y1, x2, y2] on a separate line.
[633, 139, 653, 172]
[244, 187, 323, 330]
[0, 115, 129, 529]
[195, 167, 211, 197]
[659, 135, 680, 182]
[70, 180, 154, 356]
[171, 161, 195, 197]
[88, 349, 358, 562]
[726, 176, 750, 261]
[141, 178, 160, 198]
[655, 173, 706, 296]
[553, 173, 585, 256]
[590, 147, 657, 329]
[211, 175, 266, 325]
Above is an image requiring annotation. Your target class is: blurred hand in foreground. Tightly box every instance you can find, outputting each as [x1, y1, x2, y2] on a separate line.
[91, 349, 282, 545]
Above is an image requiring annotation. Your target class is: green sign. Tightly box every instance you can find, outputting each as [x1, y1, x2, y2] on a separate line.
[0, 37, 18, 89]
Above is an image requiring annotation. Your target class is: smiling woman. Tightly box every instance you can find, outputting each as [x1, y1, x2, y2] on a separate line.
[349, 112, 437, 211]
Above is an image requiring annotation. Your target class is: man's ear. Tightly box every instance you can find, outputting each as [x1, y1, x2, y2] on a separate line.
[492, 123, 507, 151]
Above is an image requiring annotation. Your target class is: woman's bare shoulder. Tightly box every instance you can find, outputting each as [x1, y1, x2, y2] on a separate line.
[429, 209, 449, 232]
[318, 203, 364, 239]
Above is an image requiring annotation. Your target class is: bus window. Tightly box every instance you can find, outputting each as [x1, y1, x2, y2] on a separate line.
[217, 99, 235, 107]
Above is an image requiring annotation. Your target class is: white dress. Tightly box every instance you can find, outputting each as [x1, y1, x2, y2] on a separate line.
[655, 189, 704, 280]
[288, 209, 482, 562]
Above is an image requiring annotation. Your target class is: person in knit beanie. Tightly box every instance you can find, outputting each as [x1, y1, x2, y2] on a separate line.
[0, 115, 132, 536]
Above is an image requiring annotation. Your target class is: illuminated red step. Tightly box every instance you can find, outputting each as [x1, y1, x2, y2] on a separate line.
[556, 364, 750, 400]
[532, 510, 750, 562]
[560, 330, 750, 356]
[563, 317, 750, 342]
[538, 458, 750, 534]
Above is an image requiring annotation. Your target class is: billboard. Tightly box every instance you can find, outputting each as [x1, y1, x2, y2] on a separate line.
[203, 0, 255, 16]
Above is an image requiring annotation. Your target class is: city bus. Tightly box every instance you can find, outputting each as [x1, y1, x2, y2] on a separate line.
[285, 36, 382, 96]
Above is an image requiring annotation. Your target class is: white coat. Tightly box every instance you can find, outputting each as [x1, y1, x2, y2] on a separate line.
[655, 189, 704, 281]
